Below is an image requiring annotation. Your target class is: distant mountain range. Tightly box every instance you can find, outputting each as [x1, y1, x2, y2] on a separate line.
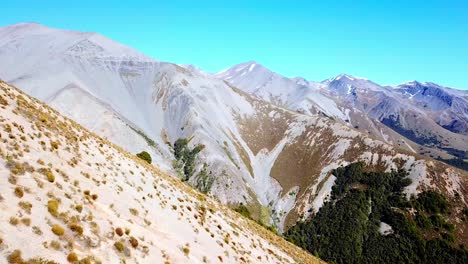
[211, 61, 468, 162]
[0, 22, 466, 239]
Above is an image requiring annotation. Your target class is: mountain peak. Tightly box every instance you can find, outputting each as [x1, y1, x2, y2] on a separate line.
[399, 80, 426, 87]
[0, 22, 52, 34]
[6, 22, 44, 28]
[214, 61, 271, 82]
[327, 73, 369, 83]
[0, 22, 153, 61]
[216, 60, 261, 75]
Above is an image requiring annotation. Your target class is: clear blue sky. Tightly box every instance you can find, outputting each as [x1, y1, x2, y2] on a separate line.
[1, 0, 467, 89]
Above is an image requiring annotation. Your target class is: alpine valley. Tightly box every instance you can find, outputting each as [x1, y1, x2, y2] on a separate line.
[0, 23, 467, 263]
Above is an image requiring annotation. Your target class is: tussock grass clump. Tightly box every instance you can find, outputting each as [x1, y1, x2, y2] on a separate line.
[51, 224, 65, 236]
[0, 95, 8, 106]
[7, 249, 24, 263]
[50, 141, 59, 150]
[18, 201, 32, 214]
[7, 161, 34, 176]
[14, 186, 24, 198]
[46, 171, 55, 183]
[181, 243, 190, 256]
[69, 223, 83, 235]
[129, 208, 139, 216]
[114, 241, 125, 252]
[9, 217, 19, 226]
[50, 240, 61, 250]
[75, 204, 83, 213]
[32, 226, 43, 235]
[129, 236, 139, 248]
[20, 218, 31, 226]
[67, 252, 78, 262]
[47, 199, 59, 217]
[39, 168, 55, 182]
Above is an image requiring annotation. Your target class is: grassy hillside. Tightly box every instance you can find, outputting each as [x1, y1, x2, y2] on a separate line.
[0, 80, 323, 263]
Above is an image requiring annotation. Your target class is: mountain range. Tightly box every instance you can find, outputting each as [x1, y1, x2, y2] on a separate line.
[0, 22, 466, 244]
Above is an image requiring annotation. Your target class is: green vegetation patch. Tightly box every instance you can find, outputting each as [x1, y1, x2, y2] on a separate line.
[285, 162, 467, 264]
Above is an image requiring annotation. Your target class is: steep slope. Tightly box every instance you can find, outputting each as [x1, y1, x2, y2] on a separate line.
[0, 22, 172, 170]
[233, 90, 468, 234]
[0, 80, 322, 263]
[1, 23, 467, 237]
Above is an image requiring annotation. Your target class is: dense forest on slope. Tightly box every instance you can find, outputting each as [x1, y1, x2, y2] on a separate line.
[285, 163, 468, 264]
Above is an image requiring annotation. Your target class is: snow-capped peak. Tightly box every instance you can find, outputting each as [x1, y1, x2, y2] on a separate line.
[323, 73, 370, 84]
[395, 80, 468, 100]
[215, 60, 261, 78]
[335, 73, 356, 81]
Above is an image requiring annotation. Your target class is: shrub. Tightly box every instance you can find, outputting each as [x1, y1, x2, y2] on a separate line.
[416, 213, 432, 229]
[0, 95, 8, 106]
[50, 141, 59, 150]
[20, 218, 31, 226]
[414, 191, 449, 214]
[114, 241, 125, 252]
[441, 232, 455, 243]
[18, 201, 32, 214]
[91, 194, 98, 200]
[136, 151, 152, 164]
[115, 227, 124, 236]
[32, 226, 43, 235]
[48, 199, 59, 217]
[234, 204, 251, 219]
[69, 223, 83, 235]
[38, 168, 55, 183]
[173, 138, 205, 181]
[50, 240, 61, 250]
[67, 252, 78, 262]
[51, 224, 65, 236]
[129, 208, 139, 216]
[46, 171, 55, 183]
[75, 205, 83, 213]
[7, 250, 24, 263]
[182, 244, 190, 256]
[14, 186, 24, 198]
[195, 163, 214, 193]
[129, 236, 139, 248]
[9, 217, 19, 226]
